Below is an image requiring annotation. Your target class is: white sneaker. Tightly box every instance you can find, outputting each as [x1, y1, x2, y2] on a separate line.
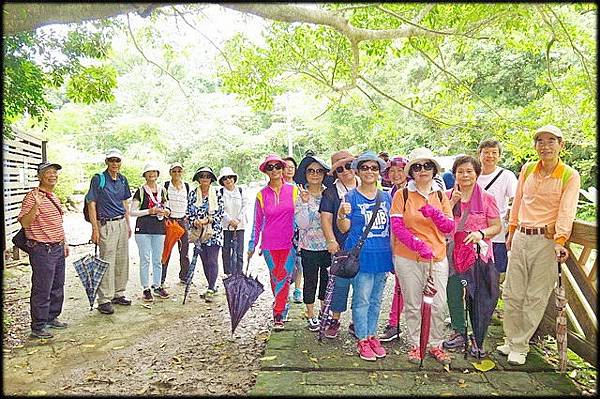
[507, 351, 527, 365]
[496, 344, 510, 356]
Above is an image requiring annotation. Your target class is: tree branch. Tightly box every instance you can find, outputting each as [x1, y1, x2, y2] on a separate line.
[125, 14, 196, 116]
[171, 6, 233, 72]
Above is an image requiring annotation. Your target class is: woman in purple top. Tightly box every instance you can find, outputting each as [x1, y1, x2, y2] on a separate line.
[248, 154, 299, 330]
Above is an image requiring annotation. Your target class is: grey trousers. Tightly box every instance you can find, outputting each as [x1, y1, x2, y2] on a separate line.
[97, 218, 130, 305]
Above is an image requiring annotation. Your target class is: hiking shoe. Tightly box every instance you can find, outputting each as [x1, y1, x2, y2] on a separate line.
[31, 328, 53, 339]
[348, 323, 357, 339]
[468, 336, 487, 358]
[379, 324, 400, 342]
[357, 339, 377, 361]
[443, 331, 466, 349]
[496, 343, 510, 356]
[142, 289, 154, 302]
[205, 289, 215, 303]
[429, 346, 452, 365]
[46, 319, 68, 329]
[507, 351, 527, 365]
[153, 286, 170, 299]
[111, 296, 132, 306]
[324, 319, 340, 339]
[307, 317, 320, 332]
[293, 288, 303, 303]
[408, 346, 421, 364]
[367, 336, 386, 358]
[281, 302, 291, 322]
[273, 315, 285, 331]
[97, 302, 114, 314]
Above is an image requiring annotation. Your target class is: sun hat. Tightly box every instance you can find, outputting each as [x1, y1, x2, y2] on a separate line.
[141, 162, 161, 178]
[328, 150, 355, 176]
[37, 162, 62, 174]
[350, 151, 387, 171]
[294, 155, 331, 187]
[105, 148, 123, 160]
[169, 162, 183, 171]
[193, 166, 217, 182]
[217, 166, 239, 185]
[258, 154, 286, 173]
[404, 147, 441, 175]
[383, 156, 409, 180]
[534, 125, 563, 140]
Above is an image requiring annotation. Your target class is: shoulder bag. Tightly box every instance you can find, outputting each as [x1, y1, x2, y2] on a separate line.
[330, 191, 382, 278]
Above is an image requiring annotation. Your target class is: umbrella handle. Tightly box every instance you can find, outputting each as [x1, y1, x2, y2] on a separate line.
[557, 261, 562, 287]
[95, 244, 99, 257]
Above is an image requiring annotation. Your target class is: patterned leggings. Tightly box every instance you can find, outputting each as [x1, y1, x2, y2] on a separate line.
[262, 248, 296, 317]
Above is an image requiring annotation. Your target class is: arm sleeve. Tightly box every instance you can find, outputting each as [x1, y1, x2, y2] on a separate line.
[248, 194, 264, 253]
[391, 216, 434, 259]
[418, 199, 454, 233]
[129, 189, 150, 217]
[554, 170, 581, 245]
[86, 174, 101, 202]
[508, 164, 527, 233]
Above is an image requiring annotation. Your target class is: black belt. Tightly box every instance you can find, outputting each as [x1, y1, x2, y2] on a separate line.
[519, 226, 546, 235]
[99, 215, 125, 222]
[29, 240, 64, 247]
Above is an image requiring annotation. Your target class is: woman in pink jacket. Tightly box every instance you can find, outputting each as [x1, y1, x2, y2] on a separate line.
[248, 154, 299, 330]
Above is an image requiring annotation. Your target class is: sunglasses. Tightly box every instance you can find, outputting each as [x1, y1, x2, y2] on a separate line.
[265, 163, 283, 171]
[335, 162, 352, 174]
[222, 175, 236, 180]
[107, 158, 121, 163]
[306, 168, 325, 175]
[170, 169, 183, 173]
[410, 161, 436, 173]
[198, 173, 212, 179]
[359, 165, 380, 172]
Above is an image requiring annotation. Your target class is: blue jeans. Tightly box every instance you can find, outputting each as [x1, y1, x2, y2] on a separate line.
[351, 272, 388, 340]
[493, 242, 508, 273]
[330, 276, 353, 313]
[28, 243, 65, 331]
[135, 234, 165, 289]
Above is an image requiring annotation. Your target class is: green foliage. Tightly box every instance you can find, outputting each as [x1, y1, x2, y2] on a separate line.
[66, 65, 117, 103]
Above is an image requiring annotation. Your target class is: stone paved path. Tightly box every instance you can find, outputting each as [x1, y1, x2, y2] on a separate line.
[250, 295, 580, 396]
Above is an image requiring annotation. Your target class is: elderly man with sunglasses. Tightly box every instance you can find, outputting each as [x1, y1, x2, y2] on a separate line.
[86, 148, 133, 315]
[318, 150, 361, 339]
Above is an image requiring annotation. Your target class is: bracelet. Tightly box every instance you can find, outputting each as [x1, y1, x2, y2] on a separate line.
[338, 214, 347, 220]
[478, 230, 485, 239]
[326, 238, 336, 244]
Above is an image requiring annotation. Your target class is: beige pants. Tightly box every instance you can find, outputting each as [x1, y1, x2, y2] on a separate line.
[97, 218, 130, 305]
[395, 256, 449, 349]
[502, 231, 557, 353]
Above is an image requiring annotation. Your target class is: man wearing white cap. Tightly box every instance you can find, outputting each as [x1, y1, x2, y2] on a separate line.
[86, 148, 133, 314]
[498, 125, 580, 365]
[163, 162, 191, 285]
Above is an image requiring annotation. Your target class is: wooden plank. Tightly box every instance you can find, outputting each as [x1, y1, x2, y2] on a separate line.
[2, 181, 37, 189]
[570, 221, 597, 248]
[563, 275, 597, 341]
[537, 312, 597, 365]
[565, 254, 597, 306]
[2, 150, 42, 163]
[3, 140, 43, 156]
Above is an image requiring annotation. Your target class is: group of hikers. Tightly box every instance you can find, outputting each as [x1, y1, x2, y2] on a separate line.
[17, 124, 580, 367]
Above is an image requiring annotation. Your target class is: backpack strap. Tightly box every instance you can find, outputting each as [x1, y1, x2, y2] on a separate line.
[164, 180, 170, 191]
[98, 173, 106, 190]
[484, 169, 504, 191]
[402, 187, 443, 213]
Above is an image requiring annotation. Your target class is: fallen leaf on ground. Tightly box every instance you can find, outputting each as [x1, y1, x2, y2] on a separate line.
[309, 357, 318, 362]
[471, 359, 495, 372]
[569, 370, 577, 378]
[28, 390, 47, 395]
[98, 335, 107, 339]
[172, 356, 182, 364]
[141, 304, 152, 309]
[259, 355, 277, 361]
[443, 364, 451, 372]
[27, 349, 39, 355]
[112, 346, 125, 350]
[81, 344, 96, 348]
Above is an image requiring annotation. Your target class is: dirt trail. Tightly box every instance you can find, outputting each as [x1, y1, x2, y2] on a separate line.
[3, 194, 275, 395]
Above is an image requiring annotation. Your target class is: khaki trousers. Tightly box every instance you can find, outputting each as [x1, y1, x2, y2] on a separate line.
[97, 218, 130, 305]
[395, 256, 449, 349]
[502, 231, 557, 353]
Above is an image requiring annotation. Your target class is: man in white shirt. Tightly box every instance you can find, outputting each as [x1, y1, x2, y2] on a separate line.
[163, 162, 191, 285]
[476, 139, 518, 282]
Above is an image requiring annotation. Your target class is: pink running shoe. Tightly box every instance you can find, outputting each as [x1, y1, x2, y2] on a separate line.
[357, 338, 377, 361]
[367, 336, 386, 358]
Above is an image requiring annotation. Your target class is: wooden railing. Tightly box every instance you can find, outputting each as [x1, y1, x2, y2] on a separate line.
[536, 220, 597, 365]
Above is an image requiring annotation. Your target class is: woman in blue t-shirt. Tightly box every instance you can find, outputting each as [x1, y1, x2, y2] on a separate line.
[337, 151, 393, 362]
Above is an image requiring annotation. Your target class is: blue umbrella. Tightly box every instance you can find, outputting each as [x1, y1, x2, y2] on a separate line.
[72, 245, 110, 310]
[182, 244, 202, 305]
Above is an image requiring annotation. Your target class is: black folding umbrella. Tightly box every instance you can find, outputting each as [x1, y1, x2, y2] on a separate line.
[458, 245, 499, 358]
[318, 273, 336, 341]
[72, 245, 110, 310]
[223, 252, 265, 334]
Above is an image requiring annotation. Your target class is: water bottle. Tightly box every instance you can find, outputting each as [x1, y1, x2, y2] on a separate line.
[156, 204, 164, 221]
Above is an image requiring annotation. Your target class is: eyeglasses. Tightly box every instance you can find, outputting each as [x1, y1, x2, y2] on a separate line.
[359, 165, 380, 172]
[265, 163, 283, 171]
[198, 173, 212, 179]
[223, 175, 236, 180]
[107, 158, 121, 163]
[306, 168, 325, 175]
[335, 162, 352, 174]
[410, 161, 436, 173]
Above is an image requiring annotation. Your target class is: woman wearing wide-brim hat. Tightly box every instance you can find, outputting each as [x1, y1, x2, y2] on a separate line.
[389, 147, 454, 365]
[294, 155, 331, 331]
[248, 154, 299, 330]
[188, 166, 224, 302]
[217, 166, 247, 276]
[130, 163, 171, 302]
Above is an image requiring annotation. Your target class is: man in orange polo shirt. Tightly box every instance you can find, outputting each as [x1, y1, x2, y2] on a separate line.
[498, 125, 580, 365]
[18, 162, 69, 339]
